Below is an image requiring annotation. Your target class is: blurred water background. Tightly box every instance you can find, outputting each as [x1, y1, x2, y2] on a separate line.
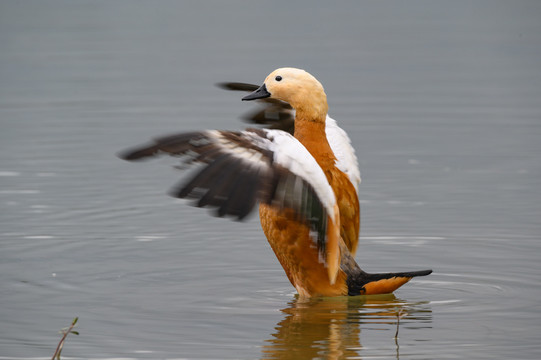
[1, 1, 540, 359]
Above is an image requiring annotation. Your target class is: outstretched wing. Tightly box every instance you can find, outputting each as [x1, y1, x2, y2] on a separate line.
[119, 128, 340, 281]
[217, 82, 295, 134]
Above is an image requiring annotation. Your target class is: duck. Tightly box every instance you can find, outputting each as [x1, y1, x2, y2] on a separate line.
[119, 67, 432, 297]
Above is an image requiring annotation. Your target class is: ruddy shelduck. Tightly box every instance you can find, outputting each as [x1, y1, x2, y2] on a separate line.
[120, 67, 432, 297]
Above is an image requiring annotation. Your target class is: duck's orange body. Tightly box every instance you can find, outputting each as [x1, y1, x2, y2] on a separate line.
[259, 111, 359, 296]
[294, 118, 361, 255]
[251, 68, 430, 297]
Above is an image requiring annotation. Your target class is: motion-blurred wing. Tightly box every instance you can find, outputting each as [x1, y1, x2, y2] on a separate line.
[119, 128, 339, 277]
[217, 82, 295, 134]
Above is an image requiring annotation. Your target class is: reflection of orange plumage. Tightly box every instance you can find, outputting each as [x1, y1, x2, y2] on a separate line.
[120, 67, 431, 297]
[262, 295, 432, 359]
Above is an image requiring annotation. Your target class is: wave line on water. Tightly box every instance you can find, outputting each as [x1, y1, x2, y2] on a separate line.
[0, 171, 20, 176]
[0, 190, 40, 194]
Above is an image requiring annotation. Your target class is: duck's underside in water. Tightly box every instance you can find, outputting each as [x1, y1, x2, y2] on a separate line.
[120, 67, 432, 297]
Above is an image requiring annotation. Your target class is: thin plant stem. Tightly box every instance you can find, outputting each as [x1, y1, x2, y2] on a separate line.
[51, 317, 79, 360]
[394, 308, 406, 339]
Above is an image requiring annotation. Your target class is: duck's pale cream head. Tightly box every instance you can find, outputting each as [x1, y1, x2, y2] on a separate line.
[243, 67, 328, 119]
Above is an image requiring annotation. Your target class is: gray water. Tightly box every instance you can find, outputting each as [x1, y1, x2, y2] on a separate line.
[1, 1, 541, 359]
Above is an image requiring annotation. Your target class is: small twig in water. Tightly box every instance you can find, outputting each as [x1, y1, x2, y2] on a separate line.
[51, 317, 79, 360]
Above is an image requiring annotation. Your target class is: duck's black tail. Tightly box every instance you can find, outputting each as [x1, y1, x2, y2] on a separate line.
[347, 269, 432, 296]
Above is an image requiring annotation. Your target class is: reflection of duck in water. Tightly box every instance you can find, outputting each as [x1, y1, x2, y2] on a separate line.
[262, 295, 432, 360]
[120, 67, 431, 297]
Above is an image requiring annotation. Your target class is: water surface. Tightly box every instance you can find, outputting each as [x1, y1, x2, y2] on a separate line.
[1, 1, 540, 359]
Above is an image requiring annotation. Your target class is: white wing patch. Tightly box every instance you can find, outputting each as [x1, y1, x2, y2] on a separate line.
[325, 115, 361, 192]
[259, 129, 337, 217]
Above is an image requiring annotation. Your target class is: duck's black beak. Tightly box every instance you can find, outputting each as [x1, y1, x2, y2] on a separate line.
[242, 83, 271, 101]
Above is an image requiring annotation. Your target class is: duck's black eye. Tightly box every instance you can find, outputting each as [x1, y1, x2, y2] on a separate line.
[275, 76, 282, 82]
